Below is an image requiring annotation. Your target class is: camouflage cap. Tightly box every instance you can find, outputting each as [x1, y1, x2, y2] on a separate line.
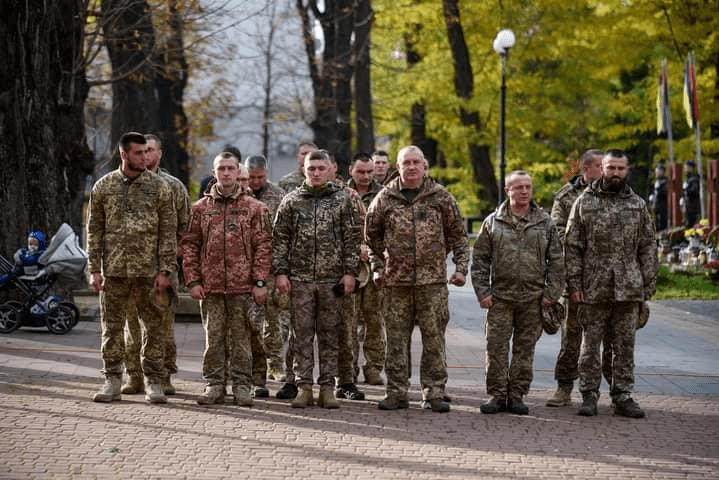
[542, 301, 565, 335]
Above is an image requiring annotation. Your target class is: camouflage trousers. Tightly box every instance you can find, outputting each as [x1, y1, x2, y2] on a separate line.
[578, 301, 639, 402]
[248, 301, 267, 386]
[290, 281, 342, 387]
[124, 289, 177, 380]
[100, 277, 164, 383]
[357, 280, 385, 376]
[485, 298, 543, 400]
[199, 294, 253, 389]
[553, 298, 614, 385]
[384, 284, 448, 401]
[337, 294, 359, 385]
[260, 277, 290, 372]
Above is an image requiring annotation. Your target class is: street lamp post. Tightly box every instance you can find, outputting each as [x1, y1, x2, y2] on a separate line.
[493, 29, 515, 205]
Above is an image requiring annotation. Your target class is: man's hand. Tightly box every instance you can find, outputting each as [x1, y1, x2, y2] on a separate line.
[479, 294, 493, 309]
[570, 291, 585, 303]
[342, 274, 355, 296]
[154, 272, 171, 296]
[90, 272, 104, 293]
[252, 286, 268, 305]
[449, 272, 466, 286]
[372, 270, 384, 287]
[190, 284, 205, 300]
[276, 274, 291, 294]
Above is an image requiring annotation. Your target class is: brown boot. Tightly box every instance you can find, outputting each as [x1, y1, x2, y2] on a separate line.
[93, 376, 122, 402]
[318, 385, 339, 409]
[291, 385, 314, 408]
[161, 374, 176, 395]
[546, 382, 573, 407]
[121, 375, 145, 394]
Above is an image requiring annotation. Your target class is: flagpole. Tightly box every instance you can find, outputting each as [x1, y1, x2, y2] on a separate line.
[695, 119, 704, 218]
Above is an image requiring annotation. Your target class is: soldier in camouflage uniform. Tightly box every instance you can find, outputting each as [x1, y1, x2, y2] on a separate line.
[347, 153, 386, 386]
[87, 132, 177, 404]
[365, 145, 469, 413]
[278, 141, 316, 193]
[472, 170, 565, 415]
[181, 152, 272, 407]
[565, 150, 658, 418]
[122, 134, 191, 396]
[273, 150, 361, 409]
[546, 149, 604, 407]
[245, 155, 289, 394]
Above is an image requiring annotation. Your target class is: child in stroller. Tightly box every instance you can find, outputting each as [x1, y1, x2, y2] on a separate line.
[0, 224, 86, 334]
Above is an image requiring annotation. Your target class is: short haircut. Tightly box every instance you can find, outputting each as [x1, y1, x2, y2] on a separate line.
[237, 164, 249, 176]
[119, 132, 146, 151]
[603, 149, 629, 164]
[245, 155, 268, 171]
[351, 152, 373, 169]
[306, 150, 331, 164]
[213, 151, 240, 170]
[396, 145, 424, 164]
[222, 144, 242, 160]
[144, 133, 162, 148]
[581, 149, 604, 166]
[506, 170, 531, 187]
[296, 141, 318, 155]
[372, 150, 388, 159]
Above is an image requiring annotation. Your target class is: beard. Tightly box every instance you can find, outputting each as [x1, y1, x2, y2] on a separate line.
[602, 175, 626, 192]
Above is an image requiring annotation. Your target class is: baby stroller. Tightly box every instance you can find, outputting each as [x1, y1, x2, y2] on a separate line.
[0, 223, 87, 334]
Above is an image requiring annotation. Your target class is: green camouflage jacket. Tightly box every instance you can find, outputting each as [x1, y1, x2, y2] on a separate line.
[252, 180, 285, 220]
[158, 168, 191, 243]
[87, 168, 177, 277]
[278, 170, 305, 193]
[565, 181, 658, 303]
[471, 200, 564, 303]
[551, 175, 588, 247]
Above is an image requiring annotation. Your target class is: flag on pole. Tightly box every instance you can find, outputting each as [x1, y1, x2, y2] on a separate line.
[683, 53, 700, 128]
[657, 60, 670, 134]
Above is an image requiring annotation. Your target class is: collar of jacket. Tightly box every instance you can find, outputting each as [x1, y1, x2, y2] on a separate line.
[588, 179, 633, 198]
[208, 183, 244, 201]
[494, 200, 546, 226]
[384, 176, 439, 203]
[569, 174, 588, 190]
[119, 167, 151, 184]
[298, 180, 341, 197]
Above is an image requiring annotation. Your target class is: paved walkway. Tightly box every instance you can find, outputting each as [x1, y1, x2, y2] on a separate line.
[1, 298, 718, 479]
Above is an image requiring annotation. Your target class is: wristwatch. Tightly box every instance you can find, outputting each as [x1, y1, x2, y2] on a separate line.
[254, 280, 266, 288]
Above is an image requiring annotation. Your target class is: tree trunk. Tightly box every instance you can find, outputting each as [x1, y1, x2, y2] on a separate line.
[102, 0, 159, 161]
[353, 0, 375, 155]
[0, 1, 94, 254]
[443, 0, 498, 205]
[405, 26, 438, 168]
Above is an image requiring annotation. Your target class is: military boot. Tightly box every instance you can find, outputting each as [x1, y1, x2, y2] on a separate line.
[291, 385, 314, 408]
[318, 385, 340, 409]
[145, 382, 167, 404]
[546, 382, 573, 407]
[233, 385, 254, 407]
[93, 375, 122, 402]
[121, 375, 145, 394]
[197, 385, 225, 405]
[614, 397, 645, 418]
[578, 391, 598, 416]
[161, 374, 176, 395]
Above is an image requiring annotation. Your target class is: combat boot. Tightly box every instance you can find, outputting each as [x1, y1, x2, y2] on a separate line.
[546, 382, 573, 407]
[377, 396, 409, 410]
[120, 375, 145, 394]
[318, 385, 340, 409]
[276, 382, 298, 399]
[233, 385, 254, 407]
[161, 374, 176, 395]
[291, 385, 314, 408]
[508, 397, 529, 415]
[363, 368, 384, 386]
[93, 375, 122, 402]
[197, 385, 225, 405]
[145, 382, 167, 404]
[578, 391, 598, 416]
[614, 397, 645, 418]
[480, 397, 507, 414]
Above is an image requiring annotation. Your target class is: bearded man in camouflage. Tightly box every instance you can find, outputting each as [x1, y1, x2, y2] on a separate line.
[181, 152, 272, 407]
[365, 145, 468, 413]
[565, 149, 657, 418]
[87, 132, 177, 404]
[472, 170, 564, 416]
[273, 149, 361, 409]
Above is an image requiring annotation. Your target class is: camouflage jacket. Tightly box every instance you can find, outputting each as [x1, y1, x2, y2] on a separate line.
[86, 168, 177, 277]
[471, 200, 564, 303]
[565, 181, 658, 303]
[347, 178, 384, 209]
[551, 175, 588, 247]
[251, 180, 285, 220]
[272, 180, 361, 283]
[158, 168, 191, 243]
[365, 176, 469, 287]
[181, 184, 272, 295]
[278, 170, 305, 193]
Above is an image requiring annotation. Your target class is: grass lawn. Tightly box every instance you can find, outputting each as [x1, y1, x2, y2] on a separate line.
[654, 265, 719, 300]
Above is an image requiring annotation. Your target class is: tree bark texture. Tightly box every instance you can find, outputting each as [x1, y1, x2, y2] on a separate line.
[353, 0, 375, 155]
[443, 0, 498, 205]
[0, 0, 94, 254]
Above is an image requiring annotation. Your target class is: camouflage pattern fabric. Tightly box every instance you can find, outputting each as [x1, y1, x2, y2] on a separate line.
[123, 292, 177, 378]
[471, 200, 565, 304]
[337, 293, 359, 385]
[290, 281, 342, 386]
[357, 279, 385, 376]
[181, 183, 272, 295]
[550, 175, 588, 247]
[485, 299, 543, 400]
[578, 301, 639, 401]
[565, 181, 658, 303]
[199, 294, 253, 389]
[278, 170, 305, 193]
[272, 181, 361, 283]
[100, 277, 164, 383]
[158, 168, 191, 243]
[365, 176, 468, 286]
[87, 168, 177, 277]
[253, 180, 285, 220]
[384, 284, 448, 401]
